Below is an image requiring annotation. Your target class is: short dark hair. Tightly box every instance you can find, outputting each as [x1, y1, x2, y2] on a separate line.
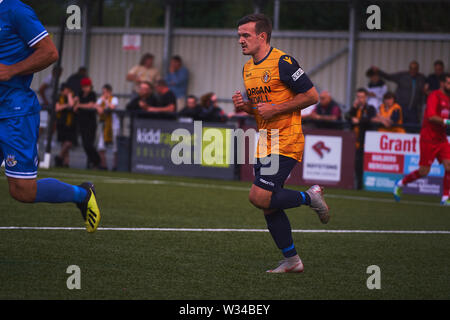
[156, 79, 168, 87]
[140, 81, 153, 90]
[187, 95, 197, 101]
[140, 53, 154, 65]
[103, 84, 113, 92]
[383, 91, 395, 101]
[356, 88, 368, 95]
[171, 55, 182, 63]
[237, 13, 272, 43]
[434, 60, 444, 67]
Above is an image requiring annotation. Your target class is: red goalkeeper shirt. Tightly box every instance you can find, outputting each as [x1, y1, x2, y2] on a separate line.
[420, 89, 450, 143]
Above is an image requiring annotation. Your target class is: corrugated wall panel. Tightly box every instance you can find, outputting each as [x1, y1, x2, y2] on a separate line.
[31, 29, 449, 114]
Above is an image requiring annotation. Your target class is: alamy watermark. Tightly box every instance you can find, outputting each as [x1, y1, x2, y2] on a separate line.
[366, 265, 381, 290]
[66, 5, 81, 30]
[66, 265, 81, 290]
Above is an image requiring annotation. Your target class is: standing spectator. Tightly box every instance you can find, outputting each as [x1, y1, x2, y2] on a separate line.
[199, 92, 227, 122]
[373, 61, 426, 125]
[165, 55, 189, 112]
[96, 84, 120, 171]
[372, 92, 405, 133]
[66, 67, 88, 96]
[304, 91, 342, 129]
[178, 95, 202, 120]
[125, 81, 159, 117]
[39, 66, 63, 109]
[126, 53, 161, 95]
[348, 88, 377, 189]
[54, 83, 77, 168]
[74, 77, 101, 169]
[425, 60, 445, 95]
[365, 67, 388, 111]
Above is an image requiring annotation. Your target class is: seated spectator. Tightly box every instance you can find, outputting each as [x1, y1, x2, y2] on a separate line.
[372, 61, 426, 125]
[198, 92, 227, 122]
[347, 88, 377, 189]
[178, 95, 202, 120]
[425, 60, 445, 95]
[165, 55, 189, 112]
[96, 84, 120, 171]
[74, 77, 101, 169]
[54, 83, 77, 168]
[305, 91, 342, 129]
[126, 53, 161, 96]
[372, 92, 405, 133]
[366, 68, 387, 111]
[125, 81, 159, 117]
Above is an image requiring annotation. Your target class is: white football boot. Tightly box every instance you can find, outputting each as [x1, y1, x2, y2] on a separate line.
[305, 185, 330, 224]
[266, 255, 304, 273]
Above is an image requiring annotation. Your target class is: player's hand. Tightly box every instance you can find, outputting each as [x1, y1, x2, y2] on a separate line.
[0, 63, 16, 81]
[257, 103, 277, 120]
[232, 91, 245, 110]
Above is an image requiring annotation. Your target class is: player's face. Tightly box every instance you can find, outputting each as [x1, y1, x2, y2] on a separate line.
[238, 22, 262, 56]
[444, 77, 450, 95]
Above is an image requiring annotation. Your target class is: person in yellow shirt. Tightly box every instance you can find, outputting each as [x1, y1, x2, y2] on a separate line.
[232, 13, 329, 274]
[372, 92, 406, 133]
[126, 53, 161, 95]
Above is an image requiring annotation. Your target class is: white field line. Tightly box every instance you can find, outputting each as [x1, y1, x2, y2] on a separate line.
[0, 226, 449, 234]
[30, 171, 445, 207]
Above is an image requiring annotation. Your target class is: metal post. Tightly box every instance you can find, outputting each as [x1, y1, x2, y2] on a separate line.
[162, 1, 173, 77]
[273, 0, 280, 30]
[125, 3, 133, 28]
[254, 0, 261, 13]
[80, 1, 90, 69]
[345, 0, 358, 109]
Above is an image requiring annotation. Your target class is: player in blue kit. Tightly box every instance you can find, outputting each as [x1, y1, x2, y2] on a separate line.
[0, 0, 100, 232]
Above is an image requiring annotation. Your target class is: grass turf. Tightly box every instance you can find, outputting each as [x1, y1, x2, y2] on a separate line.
[0, 168, 449, 299]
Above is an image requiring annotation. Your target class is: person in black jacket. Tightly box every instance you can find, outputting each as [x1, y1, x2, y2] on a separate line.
[178, 95, 202, 120]
[348, 88, 377, 189]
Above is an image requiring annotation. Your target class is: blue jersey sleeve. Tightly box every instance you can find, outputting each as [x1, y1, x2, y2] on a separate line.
[12, 3, 48, 47]
[278, 55, 314, 94]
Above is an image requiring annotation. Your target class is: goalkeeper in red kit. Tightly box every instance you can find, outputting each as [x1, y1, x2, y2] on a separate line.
[393, 73, 450, 205]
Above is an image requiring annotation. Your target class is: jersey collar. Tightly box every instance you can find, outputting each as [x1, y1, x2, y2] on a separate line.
[253, 47, 273, 65]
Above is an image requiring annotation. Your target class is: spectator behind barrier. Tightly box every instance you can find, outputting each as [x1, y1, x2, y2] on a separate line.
[66, 67, 88, 97]
[198, 92, 227, 122]
[126, 53, 161, 96]
[425, 60, 445, 95]
[165, 55, 189, 112]
[372, 92, 406, 133]
[303, 90, 342, 129]
[54, 83, 77, 168]
[178, 95, 202, 120]
[348, 88, 377, 190]
[366, 67, 387, 111]
[96, 84, 120, 171]
[125, 81, 159, 118]
[372, 61, 426, 126]
[74, 77, 101, 169]
[153, 80, 177, 116]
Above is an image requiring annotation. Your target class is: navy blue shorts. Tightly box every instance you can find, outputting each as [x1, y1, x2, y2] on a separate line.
[0, 112, 40, 179]
[253, 154, 298, 192]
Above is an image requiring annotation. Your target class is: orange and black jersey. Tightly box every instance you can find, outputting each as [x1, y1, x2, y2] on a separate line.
[242, 47, 314, 161]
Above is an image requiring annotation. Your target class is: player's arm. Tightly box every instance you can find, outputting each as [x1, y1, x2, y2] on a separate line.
[6, 37, 58, 79]
[232, 91, 254, 115]
[425, 92, 447, 126]
[256, 55, 318, 120]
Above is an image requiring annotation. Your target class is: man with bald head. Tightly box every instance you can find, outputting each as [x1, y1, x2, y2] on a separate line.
[372, 61, 426, 126]
[306, 91, 342, 129]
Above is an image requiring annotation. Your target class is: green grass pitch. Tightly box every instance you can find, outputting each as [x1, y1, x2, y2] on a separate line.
[0, 168, 449, 299]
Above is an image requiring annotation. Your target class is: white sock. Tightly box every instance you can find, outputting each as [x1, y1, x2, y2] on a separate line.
[397, 179, 404, 187]
[441, 195, 449, 202]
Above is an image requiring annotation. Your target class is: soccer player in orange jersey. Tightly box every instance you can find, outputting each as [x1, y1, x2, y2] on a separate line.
[394, 73, 450, 205]
[232, 14, 330, 273]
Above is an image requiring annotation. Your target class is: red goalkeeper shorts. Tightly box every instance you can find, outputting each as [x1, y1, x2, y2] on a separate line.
[419, 139, 450, 167]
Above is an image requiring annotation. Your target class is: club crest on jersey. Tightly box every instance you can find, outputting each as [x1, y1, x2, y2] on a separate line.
[6, 155, 17, 167]
[262, 70, 271, 83]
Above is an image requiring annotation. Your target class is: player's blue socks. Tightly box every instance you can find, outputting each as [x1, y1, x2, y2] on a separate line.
[34, 178, 87, 204]
[269, 188, 311, 210]
[264, 209, 297, 258]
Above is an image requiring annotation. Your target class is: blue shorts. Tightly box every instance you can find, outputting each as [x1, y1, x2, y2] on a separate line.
[253, 154, 298, 192]
[0, 112, 39, 179]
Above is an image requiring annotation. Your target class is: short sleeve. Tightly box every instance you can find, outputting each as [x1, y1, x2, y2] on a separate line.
[425, 92, 439, 118]
[111, 97, 119, 106]
[12, 3, 48, 47]
[278, 55, 314, 94]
